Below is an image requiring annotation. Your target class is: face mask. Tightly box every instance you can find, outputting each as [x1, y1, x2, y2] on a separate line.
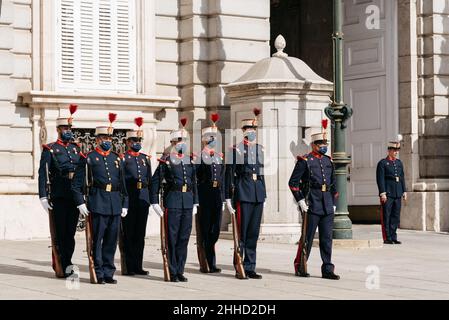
[100, 141, 112, 151]
[131, 143, 142, 152]
[175, 142, 187, 154]
[61, 130, 73, 142]
[318, 146, 328, 155]
[207, 139, 217, 148]
[245, 131, 256, 142]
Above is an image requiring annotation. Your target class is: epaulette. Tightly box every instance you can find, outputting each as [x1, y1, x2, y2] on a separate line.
[157, 158, 168, 164]
[79, 152, 87, 159]
[112, 151, 124, 160]
[296, 154, 308, 161]
[325, 154, 333, 161]
[42, 143, 52, 151]
[140, 152, 151, 159]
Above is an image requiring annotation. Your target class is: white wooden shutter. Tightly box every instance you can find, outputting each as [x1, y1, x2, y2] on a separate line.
[56, 0, 136, 92]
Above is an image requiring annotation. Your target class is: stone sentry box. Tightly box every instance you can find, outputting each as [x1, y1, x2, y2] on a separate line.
[222, 35, 334, 243]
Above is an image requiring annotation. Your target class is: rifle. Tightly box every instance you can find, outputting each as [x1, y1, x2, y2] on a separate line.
[231, 203, 246, 279]
[294, 206, 308, 275]
[195, 207, 209, 273]
[159, 167, 171, 282]
[118, 220, 128, 275]
[84, 163, 97, 284]
[46, 163, 64, 278]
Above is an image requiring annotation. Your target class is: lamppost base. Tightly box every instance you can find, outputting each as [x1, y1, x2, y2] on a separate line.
[333, 214, 353, 239]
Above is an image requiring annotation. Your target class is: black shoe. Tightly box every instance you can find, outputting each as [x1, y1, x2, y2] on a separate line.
[170, 275, 179, 282]
[97, 278, 106, 284]
[177, 274, 188, 282]
[235, 273, 248, 280]
[209, 267, 222, 273]
[295, 270, 310, 278]
[104, 277, 117, 284]
[322, 272, 340, 280]
[392, 240, 402, 244]
[135, 269, 149, 276]
[246, 271, 262, 279]
[122, 271, 135, 276]
[384, 240, 394, 244]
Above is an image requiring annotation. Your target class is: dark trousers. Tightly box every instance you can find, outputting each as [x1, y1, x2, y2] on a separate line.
[305, 212, 335, 274]
[199, 200, 222, 269]
[122, 199, 149, 272]
[381, 197, 401, 241]
[166, 208, 193, 276]
[51, 197, 79, 273]
[92, 213, 120, 279]
[236, 201, 263, 272]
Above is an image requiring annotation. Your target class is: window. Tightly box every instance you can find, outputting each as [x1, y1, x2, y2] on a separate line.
[55, 0, 136, 92]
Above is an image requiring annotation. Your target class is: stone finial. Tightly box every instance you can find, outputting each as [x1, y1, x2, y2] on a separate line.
[273, 35, 288, 57]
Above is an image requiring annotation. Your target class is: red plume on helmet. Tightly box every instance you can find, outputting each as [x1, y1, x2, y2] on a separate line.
[134, 117, 143, 128]
[180, 117, 187, 128]
[68, 104, 78, 125]
[109, 113, 117, 124]
[253, 108, 261, 117]
[321, 119, 328, 130]
[69, 104, 78, 115]
[211, 113, 219, 127]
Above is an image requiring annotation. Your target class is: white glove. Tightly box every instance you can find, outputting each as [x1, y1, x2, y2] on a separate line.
[121, 208, 128, 218]
[298, 199, 309, 212]
[152, 204, 164, 218]
[77, 203, 89, 217]
[222, 202, 226, 212]
[333, 206, 336, 213]
[192, 204, 199, 215]
[225, 199, 235, 215]
[263, 201, 267, 208]
[40, 197, 53, 213]
[403, 192, 407, 201]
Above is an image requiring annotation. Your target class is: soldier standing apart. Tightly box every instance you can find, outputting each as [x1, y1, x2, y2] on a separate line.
[225, 108, 266, 280]
[376, 139, 406, 245]
[121, 117, 152, 275]
[150, 118, 199, 282]
[196, 113, 226, 273]
[38, 104, 83, 277]
[72, 113, 129, 284]
[288, 120, 340, 280]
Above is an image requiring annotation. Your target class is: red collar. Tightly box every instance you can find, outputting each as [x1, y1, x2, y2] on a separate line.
[387, 156, 397, 161]
[95, 147, 111, 157]
[243, 139, 256, 146]
[203, 146, 215, 156]
[311, 151, 323, 159]
[170, 152, 185, 159]
[127, 150, 140, 157]
[56, 139, 69, 147]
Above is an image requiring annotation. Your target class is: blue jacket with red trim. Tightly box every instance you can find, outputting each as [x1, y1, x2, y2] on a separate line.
[150, 153, 199, 209]
[288, 152, 337, 215]
[123, 150, 152, 205]
[225, 141, 267, 203]
[71, 148, 129, 215]
[38, 139, 84, 200]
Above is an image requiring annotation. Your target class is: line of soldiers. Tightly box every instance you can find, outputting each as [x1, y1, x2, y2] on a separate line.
[38, 104, 407, 284]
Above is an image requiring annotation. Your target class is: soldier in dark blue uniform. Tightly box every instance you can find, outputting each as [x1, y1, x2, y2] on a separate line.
[225, 109, 266, 280]
[150, 119, 199, 282]
[376, 139, 406, 244]
[38, 105, 83, 277]
[72, 116, 129, 284]
[196, 113, 225, 273]
[288, 128, 340, 280]
[121, 117, 152, 275]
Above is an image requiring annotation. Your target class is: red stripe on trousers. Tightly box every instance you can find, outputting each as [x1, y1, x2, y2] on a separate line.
[380, 201, 387, 241]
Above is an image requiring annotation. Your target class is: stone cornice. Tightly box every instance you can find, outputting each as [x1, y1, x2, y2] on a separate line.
[20, 91, 180, 111]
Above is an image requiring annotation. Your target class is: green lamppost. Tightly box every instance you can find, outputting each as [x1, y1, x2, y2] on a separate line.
[325, 0, 353, 239]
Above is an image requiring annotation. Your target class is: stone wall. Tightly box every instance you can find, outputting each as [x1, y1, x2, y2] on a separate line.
[0, 0, 33, 179]
[399, 0, 449, 232]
